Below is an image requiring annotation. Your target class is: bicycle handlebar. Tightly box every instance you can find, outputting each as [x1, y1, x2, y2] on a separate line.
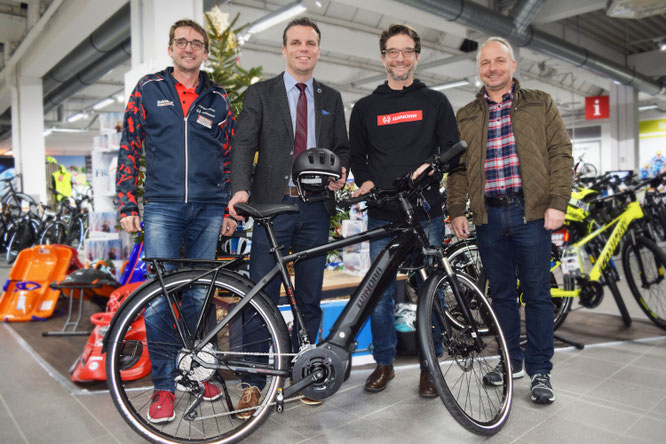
[337, 141, 467, 209]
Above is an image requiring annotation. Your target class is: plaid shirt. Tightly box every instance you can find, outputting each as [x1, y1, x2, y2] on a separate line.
[484, 86, 522, 197]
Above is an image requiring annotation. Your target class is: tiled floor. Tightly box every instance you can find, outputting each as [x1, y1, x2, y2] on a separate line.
[1, 265, 666, 443]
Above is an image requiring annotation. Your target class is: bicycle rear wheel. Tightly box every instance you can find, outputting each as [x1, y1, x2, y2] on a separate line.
[417, 271, 512, 436]
[622, 236, 666, 330]
[105, 269, 290, 443]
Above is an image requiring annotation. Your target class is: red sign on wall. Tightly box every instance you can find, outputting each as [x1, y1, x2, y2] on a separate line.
[585, 95, 609, 120]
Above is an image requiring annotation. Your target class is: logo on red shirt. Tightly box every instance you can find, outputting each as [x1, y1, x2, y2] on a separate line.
[377, 110, 423, 126]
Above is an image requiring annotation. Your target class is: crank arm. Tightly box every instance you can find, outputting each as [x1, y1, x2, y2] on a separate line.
[282, 369, 325, 399]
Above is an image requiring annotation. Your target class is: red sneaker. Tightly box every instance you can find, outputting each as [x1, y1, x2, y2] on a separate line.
[147, 390, 176, 424]
[176, 380, 223, 401]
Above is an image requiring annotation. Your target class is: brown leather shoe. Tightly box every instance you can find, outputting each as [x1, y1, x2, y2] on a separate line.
[299, 394, 323, 406]
[235, 384, 263, 420]
[365, 364, 395, 392]
[418, 370, 437, 398]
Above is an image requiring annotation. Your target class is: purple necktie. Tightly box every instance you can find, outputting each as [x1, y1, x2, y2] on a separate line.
[294, 83, 307, 161]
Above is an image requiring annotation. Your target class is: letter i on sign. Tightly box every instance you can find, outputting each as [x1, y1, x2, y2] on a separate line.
[593, 99, 600, 116]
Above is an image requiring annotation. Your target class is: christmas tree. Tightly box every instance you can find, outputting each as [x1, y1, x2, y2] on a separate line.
[205, 7, 263, 116]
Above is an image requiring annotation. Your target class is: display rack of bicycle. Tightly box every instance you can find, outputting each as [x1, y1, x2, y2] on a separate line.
[440, 170, 666, 342]
[1, 187, 92, 264]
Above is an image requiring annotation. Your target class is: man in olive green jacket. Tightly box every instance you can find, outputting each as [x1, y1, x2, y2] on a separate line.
[447, 37, 572, 405]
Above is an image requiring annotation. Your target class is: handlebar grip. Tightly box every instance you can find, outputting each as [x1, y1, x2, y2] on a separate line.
[438, 141, 467, 165]
[338, 194, 368, 208]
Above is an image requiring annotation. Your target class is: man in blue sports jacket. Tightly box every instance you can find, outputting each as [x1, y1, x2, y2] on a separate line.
[115, 18, 236, 424]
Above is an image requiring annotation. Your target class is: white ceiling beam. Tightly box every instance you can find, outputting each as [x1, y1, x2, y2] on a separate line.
[532, 0, 606, 25]
[628, 50, 666, 77]
[0, 12, 26, 41]
[331, 0, 470, 39]
[16, 0, 129, 78]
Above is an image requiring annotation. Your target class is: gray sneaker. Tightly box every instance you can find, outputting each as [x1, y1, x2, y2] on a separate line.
[482, 362, 524, 386]
[530, 374, 554, 404]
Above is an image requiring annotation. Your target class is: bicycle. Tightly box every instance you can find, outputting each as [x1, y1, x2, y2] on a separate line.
[573, 154, 597, 181]
[102, 142, 513, 442]
[0, 174, 35, 218]
[553, 177, 666, 330]
[40, 189, 91, 248]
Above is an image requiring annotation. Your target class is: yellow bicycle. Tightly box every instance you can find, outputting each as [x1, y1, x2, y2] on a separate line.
[554, 182, 666, 330]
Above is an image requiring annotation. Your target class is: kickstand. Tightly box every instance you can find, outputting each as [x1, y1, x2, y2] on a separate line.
[554, 333, 585, 350]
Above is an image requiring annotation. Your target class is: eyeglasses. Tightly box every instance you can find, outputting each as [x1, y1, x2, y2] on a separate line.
[173, 38, 205, 51]
[382, 47, 418, 58]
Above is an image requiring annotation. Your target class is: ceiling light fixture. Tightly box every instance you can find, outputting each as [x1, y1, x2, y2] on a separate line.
[43, 128, 53, 137]
[66, 112, 88, 123]
[660, 41, 666, 51]
[239, 1, 306, 43]
[432, 80, 470, 91]
[93, 97, 115, 111]
[638, 104, 658, 111]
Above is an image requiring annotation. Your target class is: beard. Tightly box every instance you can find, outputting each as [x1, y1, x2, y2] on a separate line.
[386, 63, 414, 82]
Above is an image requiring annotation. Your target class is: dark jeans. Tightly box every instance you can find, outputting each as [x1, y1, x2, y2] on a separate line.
[142, 201, 226, 392]
[368, 216, 445, 368]
[475, 200, 554, 376]
[243, 196, 330, 386]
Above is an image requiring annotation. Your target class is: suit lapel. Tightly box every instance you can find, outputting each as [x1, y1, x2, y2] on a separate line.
[274, 74, 294, 143]
[314, 79, 322, 146]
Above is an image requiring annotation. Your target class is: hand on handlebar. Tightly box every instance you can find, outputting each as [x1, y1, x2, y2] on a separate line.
[353, 180, 375, 197]
[411, 162, 434, 181]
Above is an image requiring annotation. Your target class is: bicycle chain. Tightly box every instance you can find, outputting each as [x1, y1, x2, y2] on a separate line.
[195, 394, 304, 421]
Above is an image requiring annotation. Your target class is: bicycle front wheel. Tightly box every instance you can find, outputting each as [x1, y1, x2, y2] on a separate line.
[417, 271, 512, 436]
[40, 221, 68, 245]
[6, 221, 34, 263]
[622, 236, 666, 330]
[105, 269, 290, 443]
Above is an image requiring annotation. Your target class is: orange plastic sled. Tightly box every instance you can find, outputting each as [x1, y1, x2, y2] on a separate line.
[0, 245, 83, 322]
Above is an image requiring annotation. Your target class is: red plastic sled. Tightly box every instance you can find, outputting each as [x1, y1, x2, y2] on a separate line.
[71, 281, 151, 382]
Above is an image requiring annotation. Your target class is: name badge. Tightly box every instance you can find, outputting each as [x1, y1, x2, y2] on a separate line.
[196, 114, 213, 129]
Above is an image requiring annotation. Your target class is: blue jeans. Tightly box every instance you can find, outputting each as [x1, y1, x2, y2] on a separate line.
[368, 216, 445, 367]
[243, 196, 330, 386]
[142, 201, 226, 392]
[475, 200, 554, 376]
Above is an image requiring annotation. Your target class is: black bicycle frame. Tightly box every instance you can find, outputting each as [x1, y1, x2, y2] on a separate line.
[187, 220, 428, 366]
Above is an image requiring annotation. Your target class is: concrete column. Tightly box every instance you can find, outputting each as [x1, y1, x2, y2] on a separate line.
[10, 75, 46, 201]
[609, 83, 639, 172]
[125, 0, 203, 99]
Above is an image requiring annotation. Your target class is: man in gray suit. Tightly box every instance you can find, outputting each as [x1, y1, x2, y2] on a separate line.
[228, 17, 350, 415]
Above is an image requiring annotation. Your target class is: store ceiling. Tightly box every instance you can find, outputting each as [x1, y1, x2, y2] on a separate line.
[0, 0, 665, 155]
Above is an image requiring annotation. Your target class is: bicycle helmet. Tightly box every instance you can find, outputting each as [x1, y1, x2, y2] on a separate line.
[292, 148, 342, 201]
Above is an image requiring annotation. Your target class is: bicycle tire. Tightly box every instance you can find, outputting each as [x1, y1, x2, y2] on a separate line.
[67, 216, 84, 249]
[622, 236, 666, 330]
[106, 269, 290, 443]
[417, 270, 512, 436]
[445, 240, 570, 331]
[6, 220, 34, 263]
[2, 193, 35, 218]
[40, 220, 68, 245]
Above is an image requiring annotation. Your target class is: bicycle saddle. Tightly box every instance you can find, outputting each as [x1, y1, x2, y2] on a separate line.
[234, 202, 299, 220]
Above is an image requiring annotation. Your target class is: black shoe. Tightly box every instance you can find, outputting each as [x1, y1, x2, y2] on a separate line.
[530, 374, 554, 404]
[482, 362, 524, 386]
